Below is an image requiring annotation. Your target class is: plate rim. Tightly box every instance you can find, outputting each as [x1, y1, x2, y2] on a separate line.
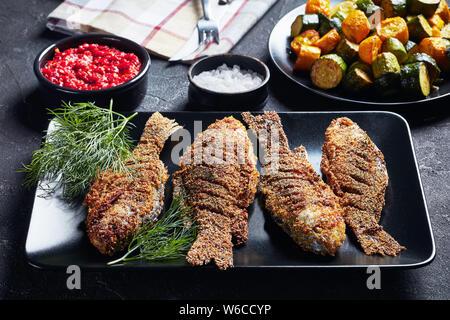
[24, 110, 436, 270]
[268, 4, 450, 106]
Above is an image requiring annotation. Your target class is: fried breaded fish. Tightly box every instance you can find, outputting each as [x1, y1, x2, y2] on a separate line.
[84, 112, 181, 256]
[321, 117, 405, 256]
[242, 111, 346, 256]
[172, 116, 259, 270]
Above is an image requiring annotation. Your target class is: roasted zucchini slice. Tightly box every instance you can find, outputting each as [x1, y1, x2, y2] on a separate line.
[291, 14, 321, 37]
[372, 52, 401, 78]
[318, 12, 343, 36]
[404, 53, 441, 83]
[356, 0, 381, 16]
[336, 38, 360, 62]
[408, 0, 441, 18]
[348, 60, 373, 75]
[381, 0, 407, 17]
[311, 54, 347, 89]
[405, 40, 418, 52]
[382, 37, 408, 63]
[343, 67, 373, 91]
[407, 14, 433, 41]
[400, 62, 431, 96]
[374, 72, 401, 95]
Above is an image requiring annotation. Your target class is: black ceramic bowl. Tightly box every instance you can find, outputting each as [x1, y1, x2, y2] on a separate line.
[188, 54, 270, 109]
[34, 34, 150, 111]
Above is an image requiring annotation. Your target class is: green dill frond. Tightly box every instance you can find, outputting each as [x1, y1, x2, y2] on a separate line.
[19, 101, 137, 202]
[107, 194, 197, 265]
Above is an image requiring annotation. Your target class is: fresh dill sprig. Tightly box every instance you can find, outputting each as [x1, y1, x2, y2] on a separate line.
[19, 101, 137, 202]
[107, 195, 197, 265]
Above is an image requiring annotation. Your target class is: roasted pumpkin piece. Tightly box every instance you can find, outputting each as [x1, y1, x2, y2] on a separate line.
[432, 26, 442, 36]
[305, 0, 331, 17]
[359, 35, 383, 64]
[376, 17, 409, 44]
[291, 30, 321, 54]
[294, 45, 322, 71]
[314, 29, 342, 54]
[428, 14, 445, 29]
[341, 9, 371, 43]
[419, 37, 450, 70]
[441, 23, 450, 37]
[436, 0, 450, 24]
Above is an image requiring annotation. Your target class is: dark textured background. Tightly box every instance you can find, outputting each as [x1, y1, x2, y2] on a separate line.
[0, 0, 449, 299]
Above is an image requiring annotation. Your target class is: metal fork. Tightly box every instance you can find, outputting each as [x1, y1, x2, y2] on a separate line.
[197, 0, 220, 45]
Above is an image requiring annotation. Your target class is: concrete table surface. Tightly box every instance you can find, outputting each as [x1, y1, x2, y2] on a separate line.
[0, 0, 449, 299]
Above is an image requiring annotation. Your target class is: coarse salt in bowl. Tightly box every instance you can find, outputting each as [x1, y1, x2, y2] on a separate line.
[188, 54, 270, 109]
[192, 64, 264, 93]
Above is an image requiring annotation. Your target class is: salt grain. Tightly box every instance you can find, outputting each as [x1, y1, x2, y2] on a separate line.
[192, 64, 264, 93]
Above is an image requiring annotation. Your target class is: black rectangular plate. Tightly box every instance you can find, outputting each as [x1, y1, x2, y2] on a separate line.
[25, 111, 435, 269]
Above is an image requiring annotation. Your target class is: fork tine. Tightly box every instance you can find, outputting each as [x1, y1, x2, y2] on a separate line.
[198, 29, 206, 44]
[212, 29, 220, 44]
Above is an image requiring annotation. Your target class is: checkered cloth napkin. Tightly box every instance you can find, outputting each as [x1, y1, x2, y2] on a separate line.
[47, 0, 277, 61]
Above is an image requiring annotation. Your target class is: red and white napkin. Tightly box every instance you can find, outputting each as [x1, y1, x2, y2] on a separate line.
[47, 0, 278, 61]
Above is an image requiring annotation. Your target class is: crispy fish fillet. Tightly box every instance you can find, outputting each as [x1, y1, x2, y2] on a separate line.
[242, 111, 346, 256]
[321, 117, 405, 256]
[172, 116, 259, 270]
[83, 112, 181, 256]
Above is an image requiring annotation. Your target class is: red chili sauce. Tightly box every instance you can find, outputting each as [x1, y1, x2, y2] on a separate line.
[41, 43, 141, 90]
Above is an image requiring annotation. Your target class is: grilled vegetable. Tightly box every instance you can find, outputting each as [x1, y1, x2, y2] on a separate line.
[291, 14, 321, 37]
[306, 0, 331, 17]
[381, 0, 407, 17]
[343, 67, 373, 91]
[291, 30, 321, 54]
[419, 37, 450, 70]
[441, 23, 450, 38]
[311, 54, 347, 89]
[405, 52, 441, 82]
[408, 0, 441, 18]
[400, 62, 431, 96]
[294, 45, 322, 71]
[372, 52, 401, 78]
[341, 9, 371, 43]
[359, 35, 383, 63]
[405, 40, 418, 52]
[348, 60, 373, 75]
[376, 17, 409, 44]
[382, 37, 408, 62]
[407, 14, 433, 41]
[436, 0, 450, 23]
[432, 26, 442, 36]
[330, 0, 357, 20]
[314, 29, 342, 53]
[336, 37, 360, 62]
[291, 15, 304, 37]
[356, 0, 382, 16]
[318, 12, 343, 35]
[428, 14, 445, 29]
[374, 72, 401, 95]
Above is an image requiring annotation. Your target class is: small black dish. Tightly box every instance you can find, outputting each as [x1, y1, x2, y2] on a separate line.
[188, 54, 270, 109]
[34, 34, 151, 111]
